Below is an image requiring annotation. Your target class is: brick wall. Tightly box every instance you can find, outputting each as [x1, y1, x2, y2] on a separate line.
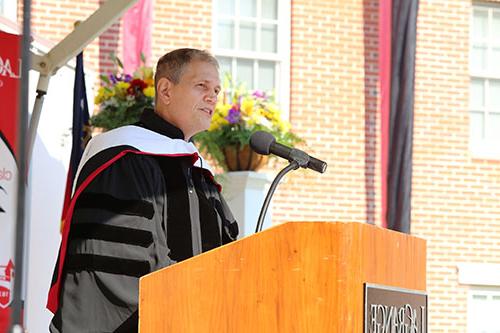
[152, 0, 213, 61]
[412, 0, 500, 331]
[272, 0, 370, 224]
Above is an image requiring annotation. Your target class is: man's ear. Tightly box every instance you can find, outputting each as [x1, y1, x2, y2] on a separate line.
[156, 77, 173, 105]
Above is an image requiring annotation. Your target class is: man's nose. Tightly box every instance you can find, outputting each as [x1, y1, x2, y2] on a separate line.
[205, 92, 217, 104]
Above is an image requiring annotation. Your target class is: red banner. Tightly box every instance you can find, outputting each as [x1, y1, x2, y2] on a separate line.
[123, 0, 152, 73]
[0, 29, 21, 333]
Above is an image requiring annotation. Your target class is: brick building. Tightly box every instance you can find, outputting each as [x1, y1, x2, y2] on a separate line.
[2, 0, 500, 331]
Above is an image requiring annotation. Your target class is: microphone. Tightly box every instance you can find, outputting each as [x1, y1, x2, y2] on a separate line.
[250, 131, 327, 173]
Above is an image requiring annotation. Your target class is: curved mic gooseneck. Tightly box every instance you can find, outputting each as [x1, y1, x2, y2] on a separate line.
[255, 160, 300, 233]
[250, 131, 328, 233]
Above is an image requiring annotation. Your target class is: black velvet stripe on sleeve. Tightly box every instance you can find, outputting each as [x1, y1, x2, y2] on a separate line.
[69, 223, 154, 248]
[75, 192, 154, 219]
[65, 254, 150, 277]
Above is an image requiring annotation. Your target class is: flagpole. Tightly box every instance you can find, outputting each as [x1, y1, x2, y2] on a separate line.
[10, 0, 32, 330]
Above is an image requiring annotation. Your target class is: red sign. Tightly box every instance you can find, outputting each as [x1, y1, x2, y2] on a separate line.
[0, 29, 21, 333]
[0, 30, 21, 159]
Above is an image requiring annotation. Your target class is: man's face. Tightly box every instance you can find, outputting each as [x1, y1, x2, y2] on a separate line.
[158, 60, 221, 140]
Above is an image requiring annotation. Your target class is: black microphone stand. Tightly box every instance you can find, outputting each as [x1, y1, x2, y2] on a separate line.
[255, 160, 300, 233]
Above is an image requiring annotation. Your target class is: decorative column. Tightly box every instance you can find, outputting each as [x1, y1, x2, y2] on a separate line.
[220, 171, 273, 238]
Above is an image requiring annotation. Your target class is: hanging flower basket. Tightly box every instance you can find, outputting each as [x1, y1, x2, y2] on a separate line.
[222, 144, 268, 171]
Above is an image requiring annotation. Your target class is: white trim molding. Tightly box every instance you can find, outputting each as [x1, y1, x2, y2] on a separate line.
[457, 263, 500, 286]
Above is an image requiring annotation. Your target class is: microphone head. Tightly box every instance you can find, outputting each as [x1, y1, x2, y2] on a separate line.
[250, 131, 276, 155]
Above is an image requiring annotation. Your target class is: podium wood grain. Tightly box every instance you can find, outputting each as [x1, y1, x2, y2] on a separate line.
[139, 222, 426, 332]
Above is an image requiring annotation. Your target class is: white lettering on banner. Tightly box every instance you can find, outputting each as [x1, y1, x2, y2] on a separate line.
[0, 56, 21, 79]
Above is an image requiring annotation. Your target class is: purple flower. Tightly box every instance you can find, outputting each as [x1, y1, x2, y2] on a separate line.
[252, 90, 266, 99]
[226, 107, 241, 124]
[109, 74, 118, 84]
[123, 74, 133, 82]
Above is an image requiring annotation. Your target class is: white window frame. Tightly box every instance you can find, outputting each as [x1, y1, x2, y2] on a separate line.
[212, 0, 291, 116]
[469, 3, 500, 159]
[0, 0, 17, 22]
[458, 263, 500, 333]
[467, 287, 500, 333]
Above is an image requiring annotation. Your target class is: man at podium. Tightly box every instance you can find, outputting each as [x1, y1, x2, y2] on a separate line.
[47, 48, 239, 332]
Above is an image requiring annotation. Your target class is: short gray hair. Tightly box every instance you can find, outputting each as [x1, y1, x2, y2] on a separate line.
[154, 48, 219, 86]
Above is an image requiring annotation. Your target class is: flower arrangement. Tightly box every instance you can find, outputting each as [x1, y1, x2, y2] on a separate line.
[194, 78, 302, 171]
[91, 56, 154, 130]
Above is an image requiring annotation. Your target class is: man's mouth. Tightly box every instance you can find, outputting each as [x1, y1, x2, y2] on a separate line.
[200, 107, 213, 116]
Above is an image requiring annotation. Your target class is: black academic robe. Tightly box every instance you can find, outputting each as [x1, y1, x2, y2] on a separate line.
[48, 111, 238, 332]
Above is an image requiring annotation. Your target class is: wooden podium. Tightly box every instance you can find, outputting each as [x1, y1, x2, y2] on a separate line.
[139, 222, 426, 332]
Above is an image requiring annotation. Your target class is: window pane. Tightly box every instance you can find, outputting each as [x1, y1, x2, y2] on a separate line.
[491, 48, 500, 73]
[216, 0, 235, 15]
[237, 59, 254, 89]
[487, 113, 500, 139]
[493, 12, 500, 40]
[261, 24, 277, 53]
[470, 111, 485, 140]
[469, 291, 500, 333]
[490, 80, 500, 108]
[258, 61, 275, 92]
[239, 22, 256, 51]
[470, 79, 485, 109]
[262, 0, 277, 19]
[217, 57, 232, 80]
[471, 45, 487, 72]
[240, 0, 256, 17]
[472, 294, 488, 300]
[473, 9, 488, 40]
[217, 20, 234, 48]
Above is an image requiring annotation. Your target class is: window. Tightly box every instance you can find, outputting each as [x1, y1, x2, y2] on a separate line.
[212, 0, 290, 112]
[468, 288, 500, 333]
[0, 0, 17, 21]
[458, 263, 500, 332]
[470, 4, 500, 158]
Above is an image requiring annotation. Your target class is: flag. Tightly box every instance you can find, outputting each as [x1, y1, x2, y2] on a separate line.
[122, 0, 153, 74]
[60, 52, 91, 229]
[379, 0, 392, 230]
[0, 30, 21, 333]
[380, 0, 419, 233]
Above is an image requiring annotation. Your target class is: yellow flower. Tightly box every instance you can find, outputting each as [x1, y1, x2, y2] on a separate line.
[143, 86, 155, 98]
[209, 113, 229, 131]
[216, 103, 232, 118]
[114, 81, 130, 97]
[240, 97, 255, 116]
[276, 119, 291, 132]
[144, 78, 154, 87]
[94, 87, 114, 104]
[246, 112, 263, 128]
